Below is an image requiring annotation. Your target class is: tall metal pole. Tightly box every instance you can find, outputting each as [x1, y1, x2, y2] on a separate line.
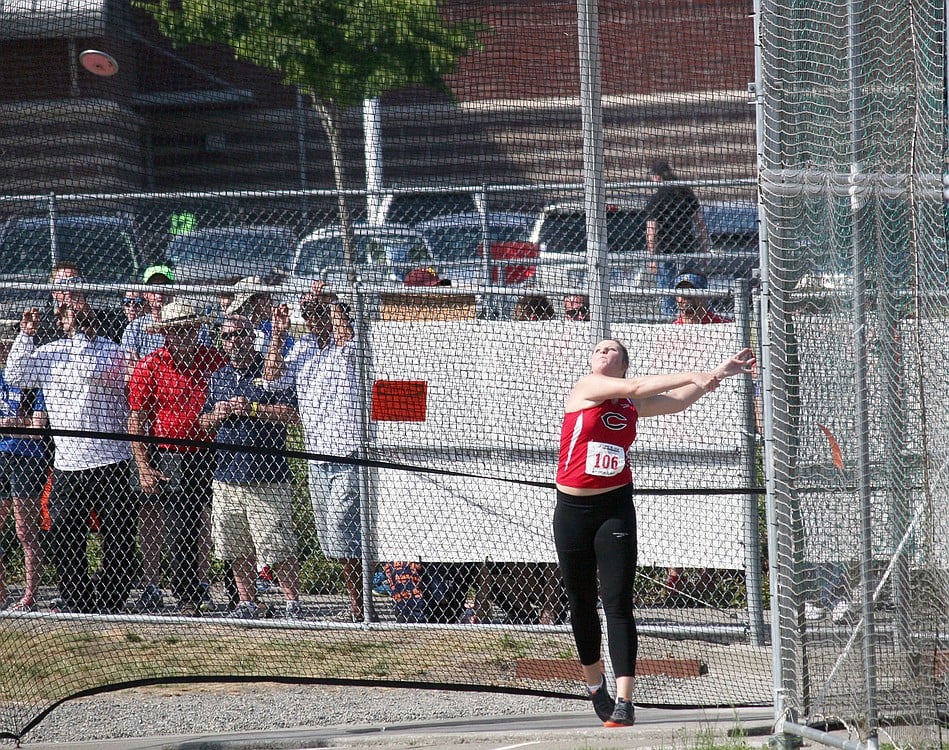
[364, 98, 384, 226]
[577, 0, 610, 339]
[735, 280, 766, 647]
[846, 0, 879, 743]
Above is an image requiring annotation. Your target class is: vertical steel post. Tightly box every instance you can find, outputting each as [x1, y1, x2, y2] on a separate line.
[577, 0, 610, 339]
[354, 284, 376, 622]
[846, 0, 879, 741]
[736, 280, 766, 647]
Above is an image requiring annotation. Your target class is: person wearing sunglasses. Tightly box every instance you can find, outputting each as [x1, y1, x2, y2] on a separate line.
[198, 315, 302, 620]
[122, 292, 147, 323]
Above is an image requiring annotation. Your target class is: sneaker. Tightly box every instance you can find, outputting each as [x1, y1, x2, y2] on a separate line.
[133, 584, 165, 613]
[6, 598, 37, 613]
[587, 675, 614, 723]
[604, 698, 636, 728]
[178, 601, 203, 617]
[284, 600, 303, 619]
[231, 601, 259, 620]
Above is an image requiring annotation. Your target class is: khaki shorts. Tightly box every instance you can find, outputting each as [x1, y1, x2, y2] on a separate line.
[211, 479, 297, 564]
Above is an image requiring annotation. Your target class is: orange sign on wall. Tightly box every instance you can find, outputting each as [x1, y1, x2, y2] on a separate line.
[371, 380, 428, 422]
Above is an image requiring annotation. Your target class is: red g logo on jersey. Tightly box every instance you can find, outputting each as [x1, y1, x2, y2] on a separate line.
[601, 412, 628, 430]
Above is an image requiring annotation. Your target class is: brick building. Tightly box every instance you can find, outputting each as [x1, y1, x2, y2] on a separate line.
[0, 0, 755, 195]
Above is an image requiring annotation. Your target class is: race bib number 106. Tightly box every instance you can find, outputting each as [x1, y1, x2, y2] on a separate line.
[585, 441, 625, 477]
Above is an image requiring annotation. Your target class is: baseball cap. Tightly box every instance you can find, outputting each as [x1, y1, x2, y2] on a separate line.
[143, 264, 175, 284]
[403, 267, 451, 287]
[673, 272, 708, 290]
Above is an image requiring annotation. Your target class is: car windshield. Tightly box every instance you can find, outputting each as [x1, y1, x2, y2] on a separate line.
[539, 209, 645, 255]
[0, 220, 138, 280]
[385, 193, 477, 226]
[421, 224, 533, 261]
[295, 233, 432, 275]
[167, 228, 294, 271]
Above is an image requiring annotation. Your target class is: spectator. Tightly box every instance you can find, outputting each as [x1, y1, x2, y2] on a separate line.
[0, 323, 51, 612]
[38, 262, 125, 345]
[127, 300, 228, 617]
[403, 267, 451, 287]
[265, 283, 364, 621]
[7, 304, 137, 613]
[512, 294, 556, 321]
[644, 160, 709, 319]
[198, 314, 302, 619]
[664, 271, 733, 607]
[121, 265, 175, 360]
[123, 265, 172, 612]
[122, 291, 147, 324]
[564, 294, 591, 321]
[672, 272, 730, 326]
[223, 276, 293, 356]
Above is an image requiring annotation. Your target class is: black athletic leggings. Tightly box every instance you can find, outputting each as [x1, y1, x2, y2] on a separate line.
[553, 485, 638, 677]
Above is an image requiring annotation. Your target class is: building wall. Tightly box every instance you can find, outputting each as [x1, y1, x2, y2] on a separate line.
[0, 0, 755, 196]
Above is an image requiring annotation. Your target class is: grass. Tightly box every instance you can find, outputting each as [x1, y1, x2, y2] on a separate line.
[0, 619, 576, 704]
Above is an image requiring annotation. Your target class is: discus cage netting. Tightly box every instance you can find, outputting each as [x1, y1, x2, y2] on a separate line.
[0, 0, 770, 743]
[758, 0, 949, 745]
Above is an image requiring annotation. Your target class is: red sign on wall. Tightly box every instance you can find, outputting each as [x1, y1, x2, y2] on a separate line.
[371, 380, 428, 422]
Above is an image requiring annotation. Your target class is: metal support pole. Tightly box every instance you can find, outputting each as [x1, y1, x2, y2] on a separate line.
[364, 98, 383, 226]
[577, 0, 610, 339]
[354, 284, 376, 622]
[846, 0, 879, 738]
[735, 280, 766, 646]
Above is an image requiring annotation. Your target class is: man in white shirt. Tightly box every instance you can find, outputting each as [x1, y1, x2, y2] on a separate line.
[7, 303, 136, 613]
[264, 284, 363, 621]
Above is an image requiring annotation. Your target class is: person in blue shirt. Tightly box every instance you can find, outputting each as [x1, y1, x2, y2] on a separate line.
[197, 314, 302, 619]
[0, 328, 51, 611]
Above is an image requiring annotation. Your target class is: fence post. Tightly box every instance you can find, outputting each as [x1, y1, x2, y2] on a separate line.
[354, 281, 376, 622]
[736, 279, 766, 646]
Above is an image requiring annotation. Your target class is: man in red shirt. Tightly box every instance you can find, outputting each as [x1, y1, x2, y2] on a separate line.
[128, 300, 227, 616]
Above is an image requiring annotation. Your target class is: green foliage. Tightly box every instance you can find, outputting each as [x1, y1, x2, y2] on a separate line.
[136, 0, 484, 109]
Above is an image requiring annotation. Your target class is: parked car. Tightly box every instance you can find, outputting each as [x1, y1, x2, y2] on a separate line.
[379, 191, 485, 226]
[0, 214, 144, 319]
[532, 198, 759, 292]
[530, 200, 648, 291]
[164, 225, 296, 285]
[415, 211, 539, 286]
[291, 224, 437, 285]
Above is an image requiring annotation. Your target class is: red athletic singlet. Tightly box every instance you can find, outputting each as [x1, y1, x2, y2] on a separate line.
[556, 399, 638, 489]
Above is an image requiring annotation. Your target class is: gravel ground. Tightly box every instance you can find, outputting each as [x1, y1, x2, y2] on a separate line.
[20, 683, 584, 744]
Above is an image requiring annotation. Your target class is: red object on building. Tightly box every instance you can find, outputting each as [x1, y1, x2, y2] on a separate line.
[371, 380, 428, 422]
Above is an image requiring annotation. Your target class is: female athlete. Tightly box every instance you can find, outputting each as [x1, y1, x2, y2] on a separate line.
[555, 339, 755, 727]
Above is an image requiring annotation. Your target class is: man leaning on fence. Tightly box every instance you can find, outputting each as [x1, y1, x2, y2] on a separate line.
[6, 303, 137, 613]
[198, 314, 303, 620]
[264, 282, 365, 621]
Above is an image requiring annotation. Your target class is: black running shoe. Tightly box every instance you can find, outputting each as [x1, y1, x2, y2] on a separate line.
[587, 676, 614, 722]
[604, 698, 635, 727]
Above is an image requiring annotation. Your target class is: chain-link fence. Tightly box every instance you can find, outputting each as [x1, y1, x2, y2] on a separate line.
[0, 185, 770, 739]
[758, 0, 949, 745]
[0, 0, 776, 742]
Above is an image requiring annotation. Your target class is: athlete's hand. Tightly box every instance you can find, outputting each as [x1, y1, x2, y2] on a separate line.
[712, 348, 756, 381]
